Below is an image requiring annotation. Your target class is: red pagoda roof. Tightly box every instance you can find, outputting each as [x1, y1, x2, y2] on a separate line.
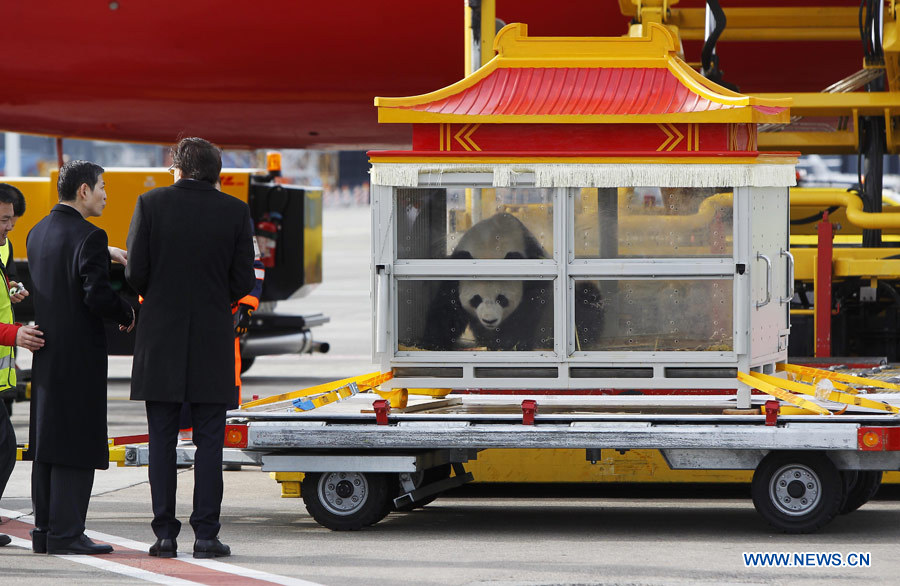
[376, 23, 789, 125]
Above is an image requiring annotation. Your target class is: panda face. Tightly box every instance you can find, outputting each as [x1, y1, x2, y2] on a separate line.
[458, 280, 523, 329]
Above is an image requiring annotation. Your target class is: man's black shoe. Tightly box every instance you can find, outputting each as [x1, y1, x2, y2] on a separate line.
[30, 528, 47, 553]
[149, 537, 177, 558]
[47, 534, 113, 555]
[193, 537, 230, 558]
[0, 534, 10, 547]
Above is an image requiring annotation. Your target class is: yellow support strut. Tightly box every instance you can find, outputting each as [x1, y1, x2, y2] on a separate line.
[750, 372, 899, 415]
[736, 371, 832, 415]
[293, 382, 360, 412]
[779, 363, 900, 393]
[239, 371, 393, 410]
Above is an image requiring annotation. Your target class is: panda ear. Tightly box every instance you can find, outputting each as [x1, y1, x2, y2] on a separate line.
[450, 249, 473, 260]
[504, 251, 524, 259]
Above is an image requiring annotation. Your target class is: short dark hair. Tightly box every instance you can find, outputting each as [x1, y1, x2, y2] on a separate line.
[172, 137, 222, 185]
[58, 160, 104, 202]
[0, 183, 24, 215]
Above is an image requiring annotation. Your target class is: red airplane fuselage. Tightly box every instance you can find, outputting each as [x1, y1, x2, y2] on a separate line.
[0, 1, 861, 149]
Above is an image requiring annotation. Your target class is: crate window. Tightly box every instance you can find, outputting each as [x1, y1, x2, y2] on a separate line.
[573, 278, 733, 352]
[397, 279, 554, 352]
[574, 187, 733, 259]
[396, 187, 554, 260]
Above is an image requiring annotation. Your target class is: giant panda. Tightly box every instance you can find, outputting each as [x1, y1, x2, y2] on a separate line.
[419, 212, 600, 351]
[421, 277, 554, 351]
[449, 212, 549, 260]
[454, 279, 554, 350]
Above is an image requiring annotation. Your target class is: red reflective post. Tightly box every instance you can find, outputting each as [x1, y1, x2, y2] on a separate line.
[815, 212, 833, 357]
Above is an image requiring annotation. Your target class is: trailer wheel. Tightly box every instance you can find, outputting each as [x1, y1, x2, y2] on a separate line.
[301, 472, 393, 530]
[239, 356, 255, 374]
[751, 452, 842, 534]
[840, 470, 882, 515]
[395, 464, 452, 512]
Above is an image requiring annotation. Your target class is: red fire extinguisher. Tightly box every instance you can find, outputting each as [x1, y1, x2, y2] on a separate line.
[255, 212, 281, 267]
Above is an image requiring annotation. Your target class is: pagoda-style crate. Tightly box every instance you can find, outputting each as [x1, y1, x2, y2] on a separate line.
[369, 23, 795, 405]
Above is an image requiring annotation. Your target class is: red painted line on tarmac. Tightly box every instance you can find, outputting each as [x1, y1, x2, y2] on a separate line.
[95, 551, 281, 585]
[110, 433, 150, 445]
[2, 516, 45, 542]
[1, 516, 282, 585]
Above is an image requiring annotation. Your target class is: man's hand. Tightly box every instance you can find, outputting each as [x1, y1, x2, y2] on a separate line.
[8, 281, 28, 303]
[235, 304, 254, 335]
[119, 307, 135, 333]
[109, 246, 128, 266]
[16, 324, 44, 351]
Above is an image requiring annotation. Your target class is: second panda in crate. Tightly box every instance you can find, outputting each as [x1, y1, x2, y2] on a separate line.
[421, 213, 602, 351]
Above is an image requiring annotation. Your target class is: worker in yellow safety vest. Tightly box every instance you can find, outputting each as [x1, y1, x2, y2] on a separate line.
[0, 184, 45, 548]
[0, 182, 27, 300]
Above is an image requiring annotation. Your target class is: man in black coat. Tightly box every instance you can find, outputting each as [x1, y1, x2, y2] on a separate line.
[126, 137, 254, 559]
[26, 161, 135, 555]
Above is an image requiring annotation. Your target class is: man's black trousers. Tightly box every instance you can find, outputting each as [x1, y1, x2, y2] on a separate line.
[31, 461, 94, 545]
[146, 401, 227, 540]
[0, 400, 15, 503]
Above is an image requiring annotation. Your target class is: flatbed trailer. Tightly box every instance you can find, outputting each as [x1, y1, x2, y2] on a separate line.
[202, 389, 900, 533]
[124, 23, 900, 536]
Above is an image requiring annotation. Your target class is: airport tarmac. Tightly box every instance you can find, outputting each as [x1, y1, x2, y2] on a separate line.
[3, 205, 900, 585]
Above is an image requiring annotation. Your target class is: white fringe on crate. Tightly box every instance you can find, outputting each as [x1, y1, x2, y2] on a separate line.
[371, 163, 796, 188]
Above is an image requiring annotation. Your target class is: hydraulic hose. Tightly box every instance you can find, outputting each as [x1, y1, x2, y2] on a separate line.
[790, 189, 900, 229]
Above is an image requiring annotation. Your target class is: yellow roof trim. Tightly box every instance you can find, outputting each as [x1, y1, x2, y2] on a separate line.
[374, 57, 502, 109]
[665, 61, 750, 107]
[369, 155, 799, 165]
[671, 56, 792, 110]
[377, 107, 789, 125]
[492, 21, 676, 61]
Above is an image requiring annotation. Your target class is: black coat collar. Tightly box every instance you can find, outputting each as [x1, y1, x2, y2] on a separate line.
[51, 203, 86, 218]
[174, 178, 216, 191]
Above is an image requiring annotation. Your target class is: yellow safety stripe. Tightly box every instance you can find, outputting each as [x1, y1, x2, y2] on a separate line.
[239, 371, 394, 409]
[736, 371, 832, 415]
[750, 372, 899, 414]
[779, 363, 900, 392]
[0, 267, 16, 391]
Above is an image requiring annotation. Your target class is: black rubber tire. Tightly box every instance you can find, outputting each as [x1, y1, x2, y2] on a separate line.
[239, 356, 255, 374]
[838, 471, 858, 513]
[840, 470, 882, 515]
[302, 472, 393, 530]
[394, 464, 452, 512]
[751, 451, 843, 534]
